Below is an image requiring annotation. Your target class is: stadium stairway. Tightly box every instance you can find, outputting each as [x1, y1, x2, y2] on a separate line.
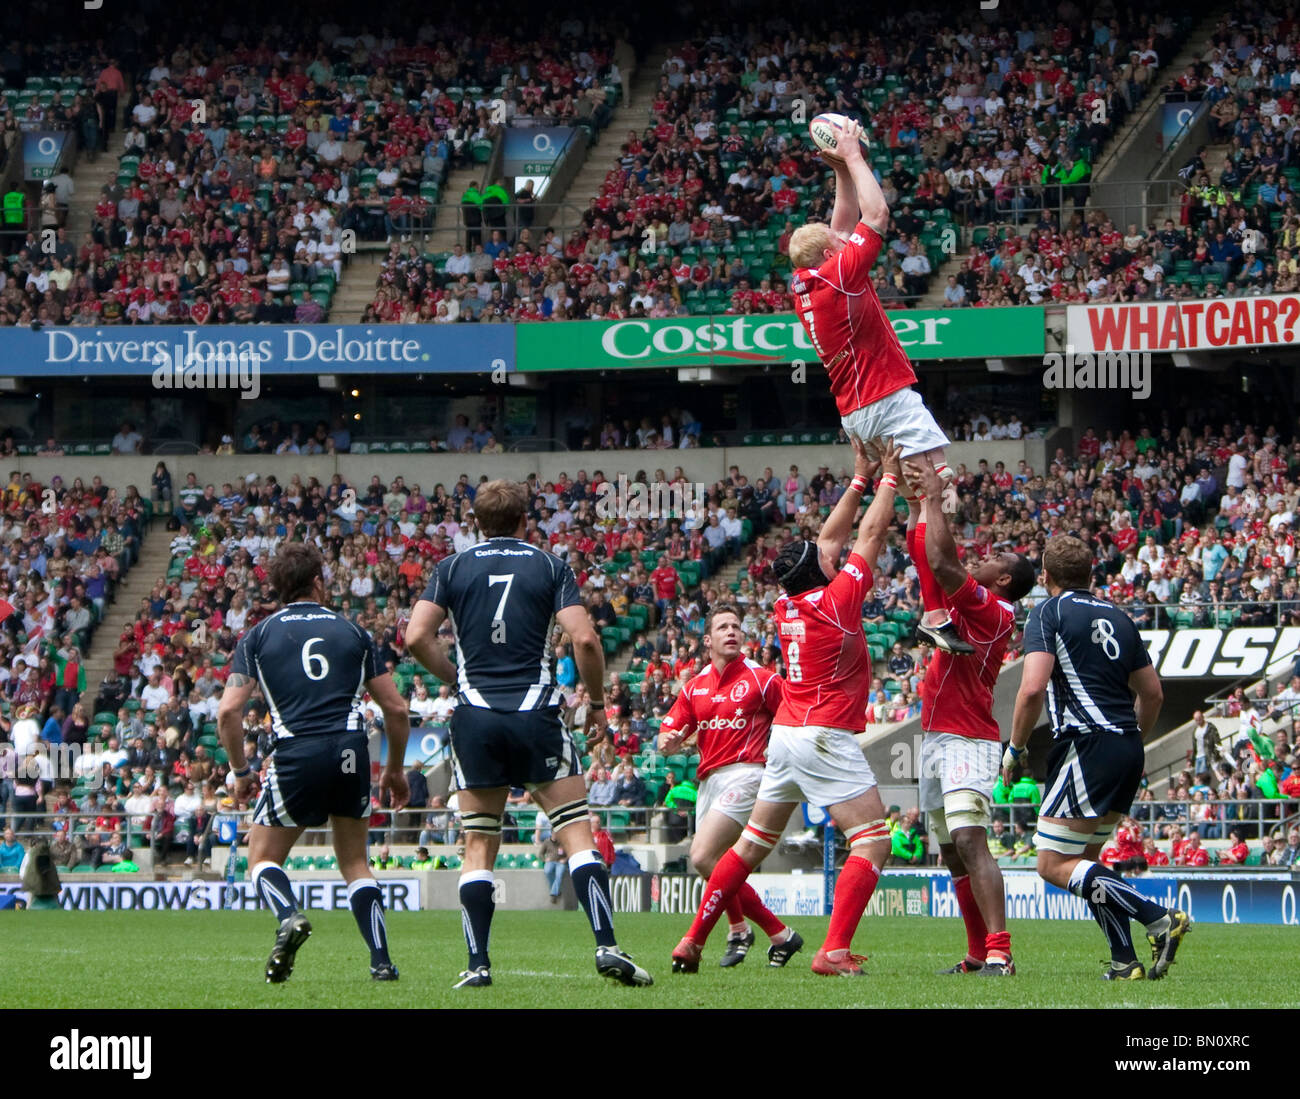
[543, 47, 671, 221]
[331, 45, 668, 322]
[1089, 6, 1228, 189]
[916, 6, 1228, 308]
[79, 529, 175, 699]
[64, 96, 130, 244]
[331, 162, 506, 320]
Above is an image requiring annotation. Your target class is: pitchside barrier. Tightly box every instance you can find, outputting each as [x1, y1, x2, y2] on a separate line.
[615, 869, 1300, 926]
[2, 868, 1295, 922]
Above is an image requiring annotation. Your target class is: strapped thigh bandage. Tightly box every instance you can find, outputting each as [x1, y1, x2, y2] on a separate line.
[462, 811, 502, 836]
[547, 798, 590, 831]
[1090, 820, 1117, 848]
[943, 789, 992, 834]
[845, 819, 890, 849]
[1033, 820, 1095, 855]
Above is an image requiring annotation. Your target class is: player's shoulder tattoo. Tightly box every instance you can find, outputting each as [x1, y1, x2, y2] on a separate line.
[225, 672, 254, 688]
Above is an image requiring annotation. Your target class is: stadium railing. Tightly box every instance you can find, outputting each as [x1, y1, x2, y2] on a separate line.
[190, 804, 699, 874]
[1136, 798, 1300, 840]
[1, 810, 144, 853]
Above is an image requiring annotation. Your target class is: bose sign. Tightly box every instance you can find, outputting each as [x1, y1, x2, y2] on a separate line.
[1139, 627, 1300, 679]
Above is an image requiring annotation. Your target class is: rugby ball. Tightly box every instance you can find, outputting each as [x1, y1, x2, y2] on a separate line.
[809, 112, 870, 155]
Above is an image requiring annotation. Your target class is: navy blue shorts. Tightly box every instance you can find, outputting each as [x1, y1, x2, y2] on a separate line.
[449, 705, 581, 790]
[1040, 732, 1145, 820]
[253, 731, 370, 828]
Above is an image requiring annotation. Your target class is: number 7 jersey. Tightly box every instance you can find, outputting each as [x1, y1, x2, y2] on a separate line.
[421, 535, 582, 711]
[230, 600, 383, 740]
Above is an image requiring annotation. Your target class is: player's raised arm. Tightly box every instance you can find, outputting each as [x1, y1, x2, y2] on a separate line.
[367, 670, 411, 811]
[853, 440, 903, 567]
[821, 144, 860, 235]
[835, 119, 888, 237]
[555, 602, 608, 745]
[903, 456, 967, 595]
[816, 437, 880, 578]
[406, 597, 458, 685]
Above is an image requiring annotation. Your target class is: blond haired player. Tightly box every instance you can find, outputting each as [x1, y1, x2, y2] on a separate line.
[789, 118, 970, 654]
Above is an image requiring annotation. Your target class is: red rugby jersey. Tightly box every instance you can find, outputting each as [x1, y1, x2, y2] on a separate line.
[791, 220, 918, 417]
[920, 574, 1016, 741]
[660, 656, 783, 782]
[772, 551, 873, 732]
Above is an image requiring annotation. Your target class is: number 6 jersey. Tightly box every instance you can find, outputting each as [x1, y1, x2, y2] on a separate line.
[771, 550, 874, 733]
[230, 600, 383, 740]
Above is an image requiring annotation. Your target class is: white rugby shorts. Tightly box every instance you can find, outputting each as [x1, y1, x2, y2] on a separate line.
[917, 731, 1001, 812]
[841, 386, 950, 456]
[756, 724, 877, 808]
[696, 761, 765, 826]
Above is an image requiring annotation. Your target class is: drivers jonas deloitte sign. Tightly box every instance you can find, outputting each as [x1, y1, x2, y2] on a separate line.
[514, 309, 1044, 371]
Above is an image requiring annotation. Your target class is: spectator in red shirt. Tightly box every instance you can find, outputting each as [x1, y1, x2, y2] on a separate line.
[589, 812, 616, 867]
[1175, 832, 1210, 867]
[1218, 828, 1250, 865]
[650, 556, 682, 617]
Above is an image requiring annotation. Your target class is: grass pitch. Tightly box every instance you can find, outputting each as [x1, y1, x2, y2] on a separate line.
[3, 911, 1292, 1009]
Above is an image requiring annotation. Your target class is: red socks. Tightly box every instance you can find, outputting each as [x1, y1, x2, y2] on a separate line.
[908, 522, 946, 616]
[953, 874, 988, 962]
[823, 854, 880, 953]
[738, 883, 787, 938]
[986, 930, 1012, 962]
[686, 848, 751, 947]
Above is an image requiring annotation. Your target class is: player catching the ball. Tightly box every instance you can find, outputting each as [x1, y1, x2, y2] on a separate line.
[791, 116, 969, 654]
[660, 604, 803, 971]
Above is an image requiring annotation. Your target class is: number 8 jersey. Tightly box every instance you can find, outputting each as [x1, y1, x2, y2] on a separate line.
[1021, 589, 1152, 738]
[230, 600, 383, 740]
[771, 550, 874, 733]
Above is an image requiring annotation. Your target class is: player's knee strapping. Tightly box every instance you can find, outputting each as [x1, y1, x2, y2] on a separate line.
[1090, 821, 1116, 848]
[1034, 821, 1094, 855]
[742, 822, 780, 849]
[462, 812, 502, 836]
[547, 798, 589, 831]
[845, 819, 889, 849]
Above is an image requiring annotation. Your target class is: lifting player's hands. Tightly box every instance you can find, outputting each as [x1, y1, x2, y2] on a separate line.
[850, 435, 882, 482]
[381, 763, 410, 813]
[902, 454, 944, 499]
[875, 437, 904, 481]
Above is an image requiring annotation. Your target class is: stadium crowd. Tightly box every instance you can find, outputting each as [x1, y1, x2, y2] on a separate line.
[0, 8, 634, 328]
[367, 0, 1203, 320]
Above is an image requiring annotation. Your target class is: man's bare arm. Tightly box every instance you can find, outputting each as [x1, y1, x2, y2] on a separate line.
[836, 119, 888, 236]
[904, 457, 967, 595]
[854, 442, 903, 566]
[816, 438, 879, 574]
[216, 672, 256, 770]
[405, 599, 458, 684]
